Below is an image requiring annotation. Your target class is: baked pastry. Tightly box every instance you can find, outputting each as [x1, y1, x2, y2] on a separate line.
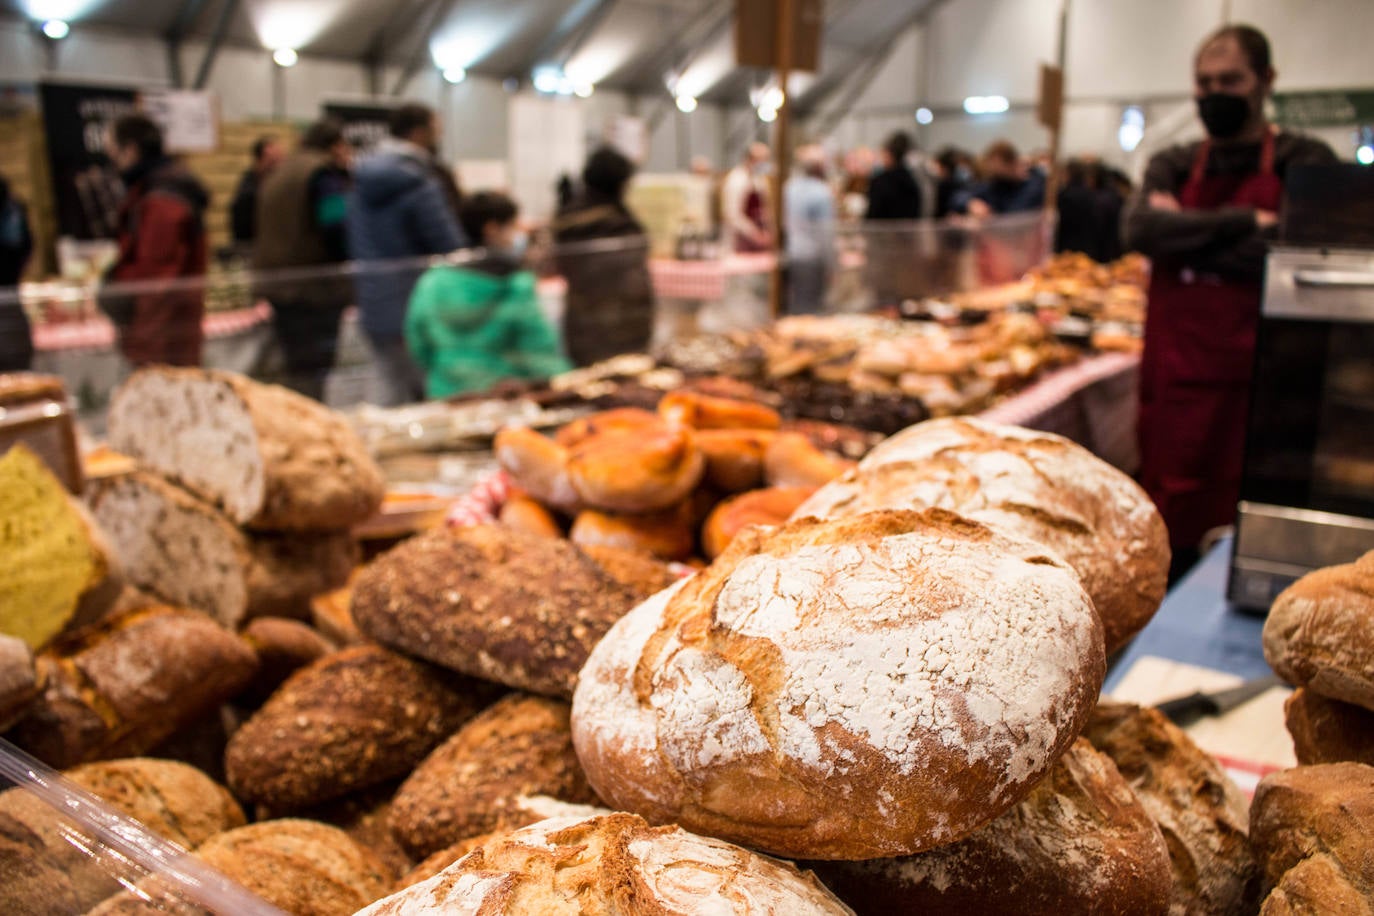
[225, 645, 496, 809]
[764, 432, 853, 489]
[554, 407, 661, 448]
[351, 526, 638, 698]
[658, 389, 782, 430]
[569, 504, 696, 561]
[0, 633, 38, 732]
[796, 418, 1170, 654]
[497, 493, 563, 538]
[106, 368, 385, 531]
[572, 509, 1105, 859]
[1264, 550, 1374, 710]
[356, 812, 853, 915]
[810, 740, 1172, 915]
[702, 486, 816, 558]
[389, 694, 598, 859]
[1085, 701, 1258, 915]
[239, 617, 336, 705]
[565, 423, 705, 514]
[576, 543, 680, 601]
[91, 471, 357, 627]
[1285, 687, 1374, 766]
[494, 425, 583, 514]
[696, 428, 778, 493]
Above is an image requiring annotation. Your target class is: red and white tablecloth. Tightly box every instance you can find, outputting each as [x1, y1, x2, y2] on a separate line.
[32, 303, 273, 352]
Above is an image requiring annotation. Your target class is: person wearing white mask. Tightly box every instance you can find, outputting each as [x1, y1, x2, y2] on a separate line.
[720, 142, 773, 252]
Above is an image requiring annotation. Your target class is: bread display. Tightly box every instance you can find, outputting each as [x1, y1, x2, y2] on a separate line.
[0, 444, 121, 649]
[239, 616, 336, 704]
[796, 418, 1170, 653]
[764, 431, 854, 489]
[1084, 701, 1258, 915]
[351, 525, 638, 698]
[702, 486, 816, 558]
[389, 694, 597, 859]
[493, 425, 584, 513]
[1263, 550, 1374, 711]
[576, 543, 680, 600]
[695, 428, 777, 492]
[572, 509, 1105, 859]
[810, 740, 1172, 915]
[658, 389, 783, 430]
[9, 605, 258, 768]
[1285, 687, 1374, 766]
[356, 812, 854, 915]
[225, 645, 495, 810]
[569, 504, 696, 560]
[0, 633, 38, 731]
[106, 368, 385, 532]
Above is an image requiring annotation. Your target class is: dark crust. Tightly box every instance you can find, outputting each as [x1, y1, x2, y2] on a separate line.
[1285, 688, 1374, 766]
[1250, 762, 1374, 893]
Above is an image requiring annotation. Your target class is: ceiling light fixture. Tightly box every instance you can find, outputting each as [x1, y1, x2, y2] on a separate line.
[915, 107, 933, 125]
[758, 106, 778, 123]
[1358, 144, 1374, 166]
[675, 94, 698, 113]
[963, 95, 1009, 115]
[574, 81, 594, 98]
[41, 18, 69, 39]
[271, 47, 298, 67]
[443, 66, 466, 84]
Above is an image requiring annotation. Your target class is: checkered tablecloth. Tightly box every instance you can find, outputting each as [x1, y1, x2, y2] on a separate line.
[32, 302, 274, 352]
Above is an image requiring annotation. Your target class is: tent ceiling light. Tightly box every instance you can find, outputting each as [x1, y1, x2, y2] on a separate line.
[963, 95, 1009, 114]
[443, 67, 466, 84]
[758, 106, 778, 123]
[41, 18, 68, 39]
[675, 94, 698, 113]
[272, 47, 298, 67]
[915, 106, 933, 124]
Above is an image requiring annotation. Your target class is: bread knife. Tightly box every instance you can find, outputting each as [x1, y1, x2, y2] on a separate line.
[1153, 675, 1286, 727]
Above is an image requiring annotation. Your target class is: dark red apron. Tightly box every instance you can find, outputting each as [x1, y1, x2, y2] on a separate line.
[1139, 130, 1282, 551]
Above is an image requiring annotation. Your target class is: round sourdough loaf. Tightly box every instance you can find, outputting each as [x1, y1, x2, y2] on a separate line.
[794, 418, 1169, 654]
[571, 509, 1106, 859]
[356, 812, 853, 915]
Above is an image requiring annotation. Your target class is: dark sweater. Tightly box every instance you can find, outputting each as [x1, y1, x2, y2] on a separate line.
[866, 167, 923, 221]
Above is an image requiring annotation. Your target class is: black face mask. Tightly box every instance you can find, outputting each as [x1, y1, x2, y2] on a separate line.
[1197, 92, 1252, 139]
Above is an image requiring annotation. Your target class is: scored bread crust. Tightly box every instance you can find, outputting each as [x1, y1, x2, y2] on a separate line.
[794, 417, 1170, 654]
[107, 368, 385, 532]
[357, 812, 854, 916]
[571, 509, 1106, 860]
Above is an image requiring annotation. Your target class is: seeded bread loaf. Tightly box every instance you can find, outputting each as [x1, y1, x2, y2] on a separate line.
[811, 740, 1172, 915]
[225, 645, 497, 810]
[90, 471, 358, 627]
[576, 543, 680, 601]
[9, 605, 258, 768]
[572, 509, 1106, 859]
[357, 812, 854, 916]
[795, 418, 1170, 653]
[389, 694, 597, 859]
[351, 525, 639, 698]
[1284, 687, 1374, 766]
[106, 368, 385, 532]
[0, 633, 38, 731]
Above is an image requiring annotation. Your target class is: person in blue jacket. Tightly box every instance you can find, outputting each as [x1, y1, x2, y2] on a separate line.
[347, 103, 466, 405]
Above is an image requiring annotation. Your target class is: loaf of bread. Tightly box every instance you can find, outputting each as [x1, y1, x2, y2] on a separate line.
[239, 616, 336, 704]
[389, 694, 598, 860]
[91, 471, 357, 627]
[696, 428, 778, 493]
[352, 525, 639, 698]
[303, 783, 415, 881]
[1285, 687, 1374, 766]
[658, 390, 782, 430]
[0, 444, 121, 649]
[0, 633, 38, 731]
[1085, 701, 1258, 915]
[811, 740, 1172, 915]
[0, 812, 83, 916]
[67, 757, 247, 848]
[795, 418, 1170, 653]
[1250, 763, 1374, 909]
[225, 645, 496, 810]
[357, 812, 853, 916]
[497, 492, 563, 538]
[9, 605, 258, 768]
[569, 504, 696, 561]
[702, 486, 816, 558]
[106, 368, 385, 531]
[576, 543, 680, 601]
[1264, 550, 1374, 710]
[572, 509, 1105, 859]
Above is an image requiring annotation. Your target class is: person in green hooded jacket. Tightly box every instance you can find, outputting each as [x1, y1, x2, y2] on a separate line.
[405, 191, 571, 398]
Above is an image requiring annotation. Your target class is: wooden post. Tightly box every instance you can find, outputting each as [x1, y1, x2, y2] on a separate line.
[769, 0, 794, 320]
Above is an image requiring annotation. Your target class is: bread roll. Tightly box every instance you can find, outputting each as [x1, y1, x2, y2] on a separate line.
[1260, 853, 1374, 915]
[795, 418, 1170, 654]
[352, 526, 638, 698]
[106, 368, 385, 532]
[811, 740, 1172, 915]
[1285, 687, 1374, 766]
[225, 645, 496, 809]
[90, 471, 358, 628]
[0, 633, 38, 731]
[9, 605, 258, 768]
[696, 428, 778, 493]
[702, 486, 816, 559]
[658, 390, 782, 430]
[569, 504, 696, 561]
[566, 423, 705, 514]
[66, 758, 246, 848]
[0, 814, 83, 916]
[1085, 701, 1258, 915]
[1264, 551, 1374, 711]
[572, 509, 1105, 859]
[494, 425, 583, 514]
[575, 543, 679, 601]
[553, 407, 661, 448]
[497, 492, 563, 538]
[239, 617, 336, 704]
[303, 783, 414, 882]
[765, 432, 854, 489]
[389, 694, 597, 859]
[356, 812, 853, 915]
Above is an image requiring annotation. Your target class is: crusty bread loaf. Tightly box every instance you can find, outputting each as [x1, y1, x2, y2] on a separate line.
[569, 504, 696, 561]
[0, 632, 38, 731]
[66, 758, 246, 849]
[658, 390, 782, 431]
[811, 740, 1172, 915]
[357, 812, 854, 915]
[9, 605, 258, 768]
[1285, 687, 1374, 766]
[572, 509, 1106, 859]
[1264, 551, 1374, 711]
[106, 368, 385, 532]
[695, 428, 778, 493]
[0, 804, 87, 915]
[1085, 701, 1258, 915]
[238, 617, 336, 705]
[1250, 763, 1374, 909]
[302, 783, 414, 882]
[389, 694, 598, 859]
[576, 543, 680, 601]
[702, 486, 816, 558]
[90, 471, 357, 627]
[225, 645, 497, 810]
[352, 525, 639, 698]
[497, 492, 564, 538]
[795, 418, 1170, 654]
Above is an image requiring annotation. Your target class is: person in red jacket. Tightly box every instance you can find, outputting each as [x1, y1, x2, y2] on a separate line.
[101, 114, 209, 367]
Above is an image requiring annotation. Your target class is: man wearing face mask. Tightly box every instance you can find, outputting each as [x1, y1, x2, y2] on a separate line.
[1125, 24, 1336, 577]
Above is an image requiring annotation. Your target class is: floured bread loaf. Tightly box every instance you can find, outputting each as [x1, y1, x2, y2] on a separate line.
[1264, 550, 1374, 711]
[811, 740, 1172, 915]
[795, 418, 1170, 653]
[106, 368, 385, 531]
[90, 471, 357, 627]
[1085, 702, 1258, 915]
[357, 812, 854, 915]
[571, 509, 1106, 859]
[1285, 687, 1374, 766]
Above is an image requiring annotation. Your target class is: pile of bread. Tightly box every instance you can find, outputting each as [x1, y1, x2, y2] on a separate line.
[1024, 251, 1150, 325]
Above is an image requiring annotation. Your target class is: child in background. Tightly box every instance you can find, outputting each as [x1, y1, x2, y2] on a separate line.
[405, 192, 571, 398]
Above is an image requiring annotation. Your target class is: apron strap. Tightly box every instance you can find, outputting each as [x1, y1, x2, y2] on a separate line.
[1259, 127, 1277, 175]
[1187, 139, 1213, 188]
